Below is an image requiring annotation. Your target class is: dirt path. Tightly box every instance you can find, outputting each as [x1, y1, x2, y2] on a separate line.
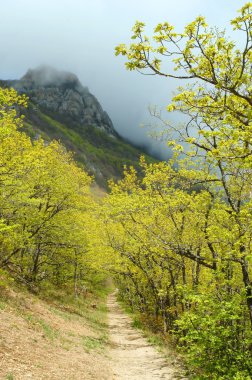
[107, 293, 187, 380]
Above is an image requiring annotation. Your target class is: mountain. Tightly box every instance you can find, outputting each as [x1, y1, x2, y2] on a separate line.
[1, 66, 156, 188]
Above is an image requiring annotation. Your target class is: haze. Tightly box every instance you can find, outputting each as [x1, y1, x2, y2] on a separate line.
[0, 0, 246, 159]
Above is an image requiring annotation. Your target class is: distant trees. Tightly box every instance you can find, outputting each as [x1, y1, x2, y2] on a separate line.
[109, 3, 252, 378]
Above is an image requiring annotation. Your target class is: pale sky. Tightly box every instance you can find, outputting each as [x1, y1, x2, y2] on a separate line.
[0, 0, 247, 158]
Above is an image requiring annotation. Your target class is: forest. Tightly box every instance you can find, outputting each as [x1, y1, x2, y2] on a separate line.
[0, 3, 252, 379]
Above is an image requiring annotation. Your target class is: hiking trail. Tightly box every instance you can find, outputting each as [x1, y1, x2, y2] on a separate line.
[107, 293, 187, 380]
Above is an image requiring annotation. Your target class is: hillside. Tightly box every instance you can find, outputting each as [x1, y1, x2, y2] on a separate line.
[0, 279, 187, 380]
[1, 66, 157, 188]
[0, 281, 112, 380]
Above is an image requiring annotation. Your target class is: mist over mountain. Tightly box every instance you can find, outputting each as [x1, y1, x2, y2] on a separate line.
[7, 66, 117, 137]
[5, 66, 171, 160]
[0, 1, 245, 163]
[1, 66, 157, 187]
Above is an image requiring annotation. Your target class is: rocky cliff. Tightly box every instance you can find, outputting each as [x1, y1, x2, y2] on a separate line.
[1, 66, 156, 188]
[8, 66, 117, 137]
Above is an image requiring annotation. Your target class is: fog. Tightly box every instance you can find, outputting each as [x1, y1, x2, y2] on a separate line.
[0, 0, 246, 159]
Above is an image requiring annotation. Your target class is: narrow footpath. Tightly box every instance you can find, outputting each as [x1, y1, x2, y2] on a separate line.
[107, 293, 187, 380]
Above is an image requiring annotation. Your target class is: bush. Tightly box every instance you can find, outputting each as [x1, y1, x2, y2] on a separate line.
[175, 292, 252, 379]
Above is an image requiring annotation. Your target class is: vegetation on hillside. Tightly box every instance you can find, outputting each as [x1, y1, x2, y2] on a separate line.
[22, 102, 157, 188]
[1, 3, 252, 379]
[0, 87, 103, 295]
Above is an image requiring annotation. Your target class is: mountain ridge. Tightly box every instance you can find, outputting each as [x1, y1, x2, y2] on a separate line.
[5, 66, 117, 137]
[1, 66, 157, 188]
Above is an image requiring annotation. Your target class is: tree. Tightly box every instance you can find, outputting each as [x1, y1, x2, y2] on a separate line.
[0, 86, 96, 294]
[115, 2, 252, 164]
[112, 4, 252, 377]
[115, 2, 252, 323]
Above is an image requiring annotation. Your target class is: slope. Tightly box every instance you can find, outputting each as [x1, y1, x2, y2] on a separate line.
[1, 66, 157, 188]
[0, 281, 112, 380]
[22, 103, 156, 188]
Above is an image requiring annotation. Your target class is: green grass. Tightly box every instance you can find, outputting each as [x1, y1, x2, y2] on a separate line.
[0, 300, 7, 310]
[5, 374, 14, 380]
[46, 290, 110, 353]
[38, 319, 59, 341]
[146, 334, 164, 349]
[23, 313, 59, 341]
[49, 298, 108, 333]
[24, 313, 35, 323]
[82, 334, 108, 352]
[42, 283, 113, 351]
[49, 306, 73, 321]
[81, 302, 108, 332]
[131, 317, 143, 329]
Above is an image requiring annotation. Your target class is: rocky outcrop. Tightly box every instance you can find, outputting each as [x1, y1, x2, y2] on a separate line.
[8, 66, 117, 136]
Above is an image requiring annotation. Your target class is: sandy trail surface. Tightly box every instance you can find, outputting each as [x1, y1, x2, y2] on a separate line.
[107, 293, 187, 380]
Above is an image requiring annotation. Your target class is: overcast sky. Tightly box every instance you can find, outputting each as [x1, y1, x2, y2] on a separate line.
[0, 0, 247, 158]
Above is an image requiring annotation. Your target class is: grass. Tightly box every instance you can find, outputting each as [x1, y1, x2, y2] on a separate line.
[81, 302, 108, 332]
[82, 334, 108, 352]
[49, 306, 74, 321]
[47, 295, 110, 353]
[5, 374, 14, 380]
[24, 313, 35, 323]
[0, 300, 7, 310]
[146, 334, 164, 350]
[0, 270, 113, 358]
[38, 319, 59, 341]
[41, 283, 113, 353]
[23, 313, 59, 341]
[48, 294, 109, 342]
[131, 317, 143, 329]
[47, 289, 109, 327]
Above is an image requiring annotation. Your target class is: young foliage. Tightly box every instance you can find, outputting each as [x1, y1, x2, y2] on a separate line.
[0, 86, 103, 295]
[113, 4, 252, 378]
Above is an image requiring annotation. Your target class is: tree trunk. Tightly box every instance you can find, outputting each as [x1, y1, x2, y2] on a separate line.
[241, 258, 252, 328]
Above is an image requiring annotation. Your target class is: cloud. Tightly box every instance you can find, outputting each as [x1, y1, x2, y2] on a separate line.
[0, 0, 246, 159]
